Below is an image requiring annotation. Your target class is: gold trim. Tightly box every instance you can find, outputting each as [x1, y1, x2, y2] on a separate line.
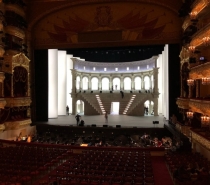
[4, 119, 31, 130]
[189, 99, 210, 116]
[0, 124, 5, 132]
[176, 98, 190, 109]
[12, 53, 30, 72]
[5, 4, 25, 18]
[191, 130, 210, 151]
[5, 97, 31, 107]
[0, 98, 6, 109]
[189, 62, 210, 79]
[4, 26, 25, 40]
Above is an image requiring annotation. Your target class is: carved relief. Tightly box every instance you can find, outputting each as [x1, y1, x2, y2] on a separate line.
[192, 131, 210, 151]
[4, 119, 31, 130]
[189, 62, 210, 79]
[176, 98, 190, 109]
[189, 99, 210, 116]
[5, 97, 31, 107]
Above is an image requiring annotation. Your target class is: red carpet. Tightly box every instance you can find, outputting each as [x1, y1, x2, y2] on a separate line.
[151, 156, 174, 185]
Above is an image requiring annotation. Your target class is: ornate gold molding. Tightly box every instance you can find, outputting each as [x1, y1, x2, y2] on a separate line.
[12, 53, 30, 72]
[189, 62, 210, 79]
[0, 124, 5, 132]
[176, 98, 190, 109]
[189, 99, 210, 116]
[5, 4, 25, 18]
[5, 97, 31, 107]
[4, 119, 31, 130]
[0, 72, 5, 82]
[191, 130, 210, 151]
[0, 98, 6, 109]
[4, 26, 25, 40]
[182, 17, 191, 31]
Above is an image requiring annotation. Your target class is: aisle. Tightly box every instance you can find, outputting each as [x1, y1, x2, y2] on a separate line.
[151, 156, 174, 185]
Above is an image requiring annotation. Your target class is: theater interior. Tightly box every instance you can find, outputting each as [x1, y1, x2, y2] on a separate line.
[0, 0, 210, 185]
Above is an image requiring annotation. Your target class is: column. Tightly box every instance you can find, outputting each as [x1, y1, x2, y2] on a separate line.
[153, 97, 158, 116]
[110, 76, 113, 90]
[153, 68, 159, 94]
[195, 80, 200, 98]
[0, 72, 5, 97]
[141, 75, 144, 91]
[131, 76, 134, 90]
[11, 73, 14, 97]
[80, 74, 83, 91]
[99, 76, 102, 90]
[188, 85, 192, 98]
[71, 69, 76, 93]
[88, 75, 91, 91]
[120, 75, 124, 90]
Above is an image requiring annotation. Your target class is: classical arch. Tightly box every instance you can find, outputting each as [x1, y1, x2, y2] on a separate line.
[113, 77, 120, 90]
[91, 77, 98, 90]
[102, 77, 109, 90]
[124, 77, 131, 90]
[76, 76, 80, 90]
[144, 76, 150, 90]
[76, 100, 84, 114]
[134, 76, 141, 90]
[82, 76, 88, 90]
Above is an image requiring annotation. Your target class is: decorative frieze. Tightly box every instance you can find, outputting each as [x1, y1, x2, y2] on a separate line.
[176, 98, 190, 109]
[5, 97, 31, 107]
[189, 62, 210, 79]
[4, 118, 31, 130]
[191, 130, 210, 151]
[189, 99, 210, 116]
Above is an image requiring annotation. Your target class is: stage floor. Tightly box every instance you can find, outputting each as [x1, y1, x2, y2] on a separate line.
[35, 114, 166, 128]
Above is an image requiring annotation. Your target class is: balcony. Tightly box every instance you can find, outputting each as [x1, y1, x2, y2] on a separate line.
[191, 128, 210, 150]
[189, 61, 210, 79]
[4, 118, 31, 130]
[0, 98, 6, 109]
[5, 97, 31, 107]
[189, 99, 210, 115]
[176, 98, 190, 109]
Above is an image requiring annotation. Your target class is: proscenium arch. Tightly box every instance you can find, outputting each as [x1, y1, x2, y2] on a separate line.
[28, 0, 183, 50]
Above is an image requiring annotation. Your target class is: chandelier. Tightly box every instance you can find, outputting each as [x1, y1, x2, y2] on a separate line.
[186, 111, 193, 119]
[202, 37, 210, 46]
[201, 77, 210, 85]
[201, 115, 210, 126]
[187, 79, 194, 86]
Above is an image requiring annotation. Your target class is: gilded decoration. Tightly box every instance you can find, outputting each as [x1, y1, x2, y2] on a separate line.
[4, 26, 25, 40]
[5, 97, 31, 107]
[0, 124, 5, 132]
[0, 98, 6, 109]
[179, 47, 190, 64]
[189, 62, 210, 79]
[5, 3, 25, 18]
[12, 53, 30, 72]
[4, 119, 31, 130]
[189, 99, 210, 116]
[32, 2, 182, 48]
[182, 17, 191, 31]
[176, 98, 190, 109]
[191, 130, 210, 151]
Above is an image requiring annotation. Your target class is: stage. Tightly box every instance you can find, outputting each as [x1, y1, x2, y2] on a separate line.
[34, 114, 166, 128]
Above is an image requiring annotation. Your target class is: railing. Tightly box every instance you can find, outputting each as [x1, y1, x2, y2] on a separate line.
[191, 128, 210, 150]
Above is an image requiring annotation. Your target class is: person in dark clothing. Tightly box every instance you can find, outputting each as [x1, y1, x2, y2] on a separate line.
[120, 91, 124, 98]
[75, 114, 81, 126]
[79, 120, 85, 126]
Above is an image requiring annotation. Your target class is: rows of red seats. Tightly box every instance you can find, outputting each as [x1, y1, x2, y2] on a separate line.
[38, 150, 155, 185]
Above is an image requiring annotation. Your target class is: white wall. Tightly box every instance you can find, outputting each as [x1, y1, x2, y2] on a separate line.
[67, 55, 73, 114]
[48, 49, 58, 118]
[58, 51, 67, 115]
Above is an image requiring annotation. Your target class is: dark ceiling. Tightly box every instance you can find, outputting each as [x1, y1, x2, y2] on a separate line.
[65, 45, 165, 62]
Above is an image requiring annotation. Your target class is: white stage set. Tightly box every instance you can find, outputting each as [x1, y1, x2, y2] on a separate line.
[47, 45, 169, 127]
